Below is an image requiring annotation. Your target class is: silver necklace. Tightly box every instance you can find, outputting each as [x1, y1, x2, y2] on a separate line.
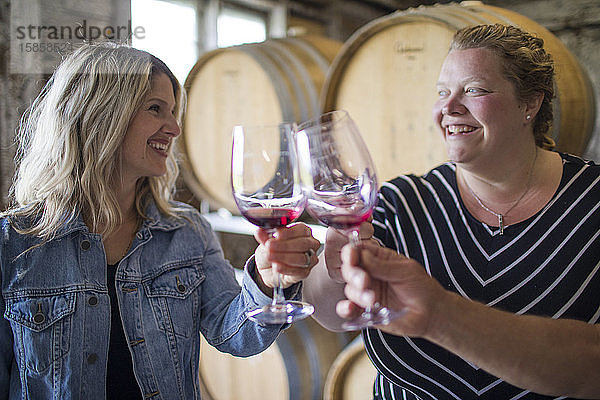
[464, 149, 537, 235]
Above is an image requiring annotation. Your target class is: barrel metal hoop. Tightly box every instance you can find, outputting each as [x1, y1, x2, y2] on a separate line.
[276, 332, 301, 400]
[239, 44, 295, 123]
[294, 319, 322, 400]
[286, 37, 331, 74]
[262, 39, 314, 121]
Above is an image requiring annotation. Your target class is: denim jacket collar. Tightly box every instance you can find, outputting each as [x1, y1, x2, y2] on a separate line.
[142, 201, 187, 231]
[53, 200, 186, 240]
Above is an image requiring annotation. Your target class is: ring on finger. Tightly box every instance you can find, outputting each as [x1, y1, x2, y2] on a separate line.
[303, 248, 315, 268]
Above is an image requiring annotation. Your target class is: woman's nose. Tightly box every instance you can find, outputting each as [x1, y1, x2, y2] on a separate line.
[165, 115, 181, 137]
[441, 95, 465, 115]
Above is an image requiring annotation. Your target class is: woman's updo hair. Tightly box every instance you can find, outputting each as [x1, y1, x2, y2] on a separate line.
[450, 24, 556, 149]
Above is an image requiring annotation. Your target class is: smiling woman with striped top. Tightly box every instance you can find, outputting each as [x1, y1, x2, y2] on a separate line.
[304, 24, 600, 400]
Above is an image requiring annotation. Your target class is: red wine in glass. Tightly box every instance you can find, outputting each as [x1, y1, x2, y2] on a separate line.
[240, 207, 303, 229]
[306, 200, 373, 232]
[318, 213, 371, 231]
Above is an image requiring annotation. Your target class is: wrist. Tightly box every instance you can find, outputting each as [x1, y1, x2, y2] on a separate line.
[246, 256, 273, 297]
[423, 289, 462, 343]
[254, 266, 273, 296]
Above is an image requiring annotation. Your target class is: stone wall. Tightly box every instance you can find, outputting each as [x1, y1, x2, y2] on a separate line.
[0, 0, 44, 209]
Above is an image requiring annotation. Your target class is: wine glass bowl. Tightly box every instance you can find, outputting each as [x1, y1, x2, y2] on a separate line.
[231, 122, 314, 325]
[296, 110, 394, 330]
[296, 110, 378, 240]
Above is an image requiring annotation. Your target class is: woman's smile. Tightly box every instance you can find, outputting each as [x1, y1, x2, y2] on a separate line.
[147, 138, 170, 156]
[446, 125, 478, 135]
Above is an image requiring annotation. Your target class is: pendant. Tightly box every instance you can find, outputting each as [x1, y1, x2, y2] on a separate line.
[498, 214, 504, 235]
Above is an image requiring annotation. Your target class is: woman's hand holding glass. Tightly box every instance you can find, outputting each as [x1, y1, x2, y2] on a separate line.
[254, 224, 320, 290]
[323, 220, 375, 283]
[337, 241, 446, 337]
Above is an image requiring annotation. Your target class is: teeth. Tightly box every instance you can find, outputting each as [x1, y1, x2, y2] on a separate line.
[447, 125, 476, 134]
[149, 141, 168, 151]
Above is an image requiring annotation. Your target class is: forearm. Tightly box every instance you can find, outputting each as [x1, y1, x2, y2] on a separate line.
[425, 291, 600, 398]
[303, 257, 348, 331]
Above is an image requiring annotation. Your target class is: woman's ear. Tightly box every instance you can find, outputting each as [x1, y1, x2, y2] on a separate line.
[524, 92, 544, 123]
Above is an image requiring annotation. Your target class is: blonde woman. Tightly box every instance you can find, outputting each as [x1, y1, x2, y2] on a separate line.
[0, 43, 320, 399]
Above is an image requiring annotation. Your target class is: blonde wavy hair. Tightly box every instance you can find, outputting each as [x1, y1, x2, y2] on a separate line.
[5, 42, 186, 240]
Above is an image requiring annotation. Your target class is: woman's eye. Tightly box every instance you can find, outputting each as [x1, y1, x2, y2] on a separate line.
[437, 89, 449, 97]
[466, 87, 486, 94]
[148, 104, 160, 112]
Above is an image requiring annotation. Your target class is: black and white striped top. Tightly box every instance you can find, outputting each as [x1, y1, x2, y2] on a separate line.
[364, 152, 600, 400]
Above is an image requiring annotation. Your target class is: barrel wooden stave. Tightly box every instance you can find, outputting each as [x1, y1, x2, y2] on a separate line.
[327, 18, 456, 180]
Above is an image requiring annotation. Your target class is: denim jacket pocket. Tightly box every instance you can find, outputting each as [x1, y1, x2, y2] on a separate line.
[4, 292, 76, 373]
[144, 260, 205, 338]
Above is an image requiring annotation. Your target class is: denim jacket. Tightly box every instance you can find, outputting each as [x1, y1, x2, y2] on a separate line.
[0, 201, 299, 399]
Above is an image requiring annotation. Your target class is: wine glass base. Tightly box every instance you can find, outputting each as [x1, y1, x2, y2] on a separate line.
[246, 301, 315, 325]
[341, 306, 403, 330]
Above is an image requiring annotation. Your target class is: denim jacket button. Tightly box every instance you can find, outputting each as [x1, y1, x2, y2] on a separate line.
[33, 312, 45, 324]
[87, 295, 98, 306]
[87, 353, 98, 364]
[175, 275, 187, 293]
[81, 240, 91, 250]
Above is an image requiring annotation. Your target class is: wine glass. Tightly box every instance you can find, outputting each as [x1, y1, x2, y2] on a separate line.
[231, 122, 314, 325]
[296, 110, 396, 330]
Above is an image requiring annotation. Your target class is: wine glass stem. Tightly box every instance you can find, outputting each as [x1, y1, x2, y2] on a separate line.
[348, 228, 374, 316]
[266, 228, 286, 306]
[272, 272, 285, 306]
